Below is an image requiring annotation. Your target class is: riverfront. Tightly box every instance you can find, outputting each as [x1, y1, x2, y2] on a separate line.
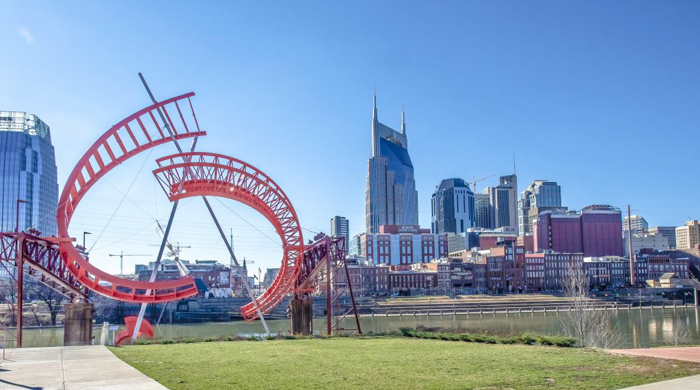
[7, 306, 700, 349]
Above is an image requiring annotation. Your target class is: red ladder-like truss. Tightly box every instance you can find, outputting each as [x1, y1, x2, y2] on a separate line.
[56, 92, 205, 302]
[0, 232, 87, 301]
[296, 236, 362, 335]
[152, 152, 304, 320]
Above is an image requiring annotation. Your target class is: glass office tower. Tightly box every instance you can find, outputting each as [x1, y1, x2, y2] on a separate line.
[365, 94, 419, 234]
[0, 111, 58, 235]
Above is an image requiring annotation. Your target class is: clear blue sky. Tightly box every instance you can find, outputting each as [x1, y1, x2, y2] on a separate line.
[1, 1, 699, 275]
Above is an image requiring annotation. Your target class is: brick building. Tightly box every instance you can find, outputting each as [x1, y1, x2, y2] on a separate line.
[533, 205, 623, 257]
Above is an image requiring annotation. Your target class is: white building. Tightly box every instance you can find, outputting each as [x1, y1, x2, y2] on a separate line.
[361, 225, 448, 265]
[623, 232, 669, 256]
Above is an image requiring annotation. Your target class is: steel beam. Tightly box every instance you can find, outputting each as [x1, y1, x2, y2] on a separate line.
[202, 197, 270, 334]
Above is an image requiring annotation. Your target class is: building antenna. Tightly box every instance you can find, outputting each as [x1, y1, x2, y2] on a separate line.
[513, 152, 517, 175]
[401, 104, 406, 135]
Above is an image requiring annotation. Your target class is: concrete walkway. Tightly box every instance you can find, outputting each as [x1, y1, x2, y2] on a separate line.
[621, 374, 700, 389]
[0, 345, 165, 389]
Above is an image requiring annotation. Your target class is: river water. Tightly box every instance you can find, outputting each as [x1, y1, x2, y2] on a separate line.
[5, 307, 700, 349]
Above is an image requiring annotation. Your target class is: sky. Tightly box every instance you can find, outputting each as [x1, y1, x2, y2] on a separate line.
[1, 1, 699, 276]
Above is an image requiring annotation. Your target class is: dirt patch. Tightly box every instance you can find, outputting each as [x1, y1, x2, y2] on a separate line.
[616, 358, 683, 374]
[568, 366, 599, 372]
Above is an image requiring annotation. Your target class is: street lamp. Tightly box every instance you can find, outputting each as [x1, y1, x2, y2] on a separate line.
[15, 199, 28, 233]
[83, 231, 92, 248]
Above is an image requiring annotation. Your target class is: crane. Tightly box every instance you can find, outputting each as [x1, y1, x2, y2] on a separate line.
[108, 251, 150, 275]
[472, 174, 496, 193]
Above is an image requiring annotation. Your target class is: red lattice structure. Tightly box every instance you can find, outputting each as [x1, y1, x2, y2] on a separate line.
[55, 92, 205, 302]
[0, 232, 86, 301]
[153, 152, 304, 320]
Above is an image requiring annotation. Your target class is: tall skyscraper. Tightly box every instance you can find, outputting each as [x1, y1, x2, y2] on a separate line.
[474, 193, 492, 229]
[487, 174, 518, 233]
[365, 94, 418, 233]
[330, 216, 349, 247]
[431, 178, 474, 234]
[518, 180, 562, 235]
[0, 111, 58, 235]
[676, 220, 700, 250]
[622, 215, 649, 234]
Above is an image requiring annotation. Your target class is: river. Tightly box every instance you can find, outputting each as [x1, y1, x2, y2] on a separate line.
[4, 307, 700, 349]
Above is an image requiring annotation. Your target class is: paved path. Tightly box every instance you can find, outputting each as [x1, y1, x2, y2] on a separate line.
[621, 374, 700, 389]
[0, 345, 165, 389]
[608, 346, 700, 363]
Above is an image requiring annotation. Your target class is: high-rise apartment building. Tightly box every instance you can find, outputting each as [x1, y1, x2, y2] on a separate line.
[330, 216, 349, 247]
[474, 193, 491, 229]
[365, 94, 418, 233]
[622, 215, 649, 234]
[518, 180, 562, 235]
[676, 220, 700, 250]
[649, 226, 677, 249]
[0, 111, 58, 235]
[431, 178, 475, 234]
[487, 174, 518, 233]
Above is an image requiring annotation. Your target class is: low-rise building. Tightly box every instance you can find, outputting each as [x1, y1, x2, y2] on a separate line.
[437, 258, 475, 293]
[343, 258, 390, 296]
[525, 252, 584, 291]
[583, 256, 636, 289]
[640, 252, 690, 281]
[389, 270, 437, 294]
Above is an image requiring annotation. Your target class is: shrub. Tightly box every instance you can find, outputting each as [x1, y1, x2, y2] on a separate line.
[499, 337, 518, 345]
[519, 333, 537, 345]
[460, 334, 474, 342]
[547, 335, 577, 347]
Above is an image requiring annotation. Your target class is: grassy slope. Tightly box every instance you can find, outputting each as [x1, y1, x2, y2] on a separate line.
[111, 337, 700, 390]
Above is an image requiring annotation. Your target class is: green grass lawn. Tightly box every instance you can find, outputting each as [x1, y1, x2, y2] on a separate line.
[111, 337, 700, 390]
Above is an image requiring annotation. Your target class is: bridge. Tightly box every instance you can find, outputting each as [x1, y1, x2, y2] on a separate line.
[0, 84, 360, 347]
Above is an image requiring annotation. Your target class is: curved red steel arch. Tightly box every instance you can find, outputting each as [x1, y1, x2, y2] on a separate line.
[56, 93, 205, 302]
[152, 152, 304, 320]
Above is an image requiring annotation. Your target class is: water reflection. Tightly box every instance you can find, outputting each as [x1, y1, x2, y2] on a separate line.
[3, 307, 700, 349]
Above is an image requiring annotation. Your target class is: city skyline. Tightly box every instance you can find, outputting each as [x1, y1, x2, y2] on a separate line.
[2, 1, 700, 273]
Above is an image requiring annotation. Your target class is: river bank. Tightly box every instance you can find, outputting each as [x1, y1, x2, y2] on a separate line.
[4, 306, 700, 349]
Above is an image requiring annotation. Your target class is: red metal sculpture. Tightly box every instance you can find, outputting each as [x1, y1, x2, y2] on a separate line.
[115, 316, 154, 346]
[56, 92, 205, 302]
[152, 152, 304, 320]
[3, 88, 361, 347]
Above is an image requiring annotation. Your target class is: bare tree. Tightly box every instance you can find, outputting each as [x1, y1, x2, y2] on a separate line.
[559, 263, 622, 348]
[0, 278, 18, 326]
[25, 279, 66, 326]
[668, 318, 691, 346]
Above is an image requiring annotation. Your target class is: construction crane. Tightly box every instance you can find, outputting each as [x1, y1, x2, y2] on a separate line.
[472, 174, 496, 193]
[108, 251, 150, 275]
